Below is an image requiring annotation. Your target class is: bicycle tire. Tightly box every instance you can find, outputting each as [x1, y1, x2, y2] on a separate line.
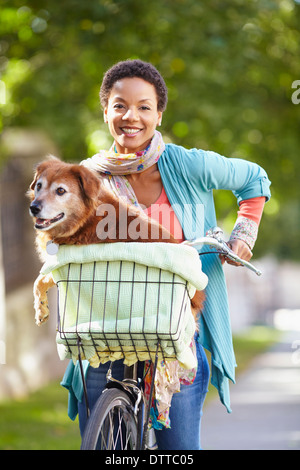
[80, 387, 139, 450]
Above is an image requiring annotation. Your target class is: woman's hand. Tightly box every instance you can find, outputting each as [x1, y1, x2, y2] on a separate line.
[219, 239, 253, 266]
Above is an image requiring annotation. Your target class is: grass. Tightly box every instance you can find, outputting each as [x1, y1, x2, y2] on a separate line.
[0, 326, 280, 450]
[232, 325, 281, 374]
[0, 381, 81, 450]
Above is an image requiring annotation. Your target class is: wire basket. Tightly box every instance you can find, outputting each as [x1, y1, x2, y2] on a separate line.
[55, 259, 196, 367]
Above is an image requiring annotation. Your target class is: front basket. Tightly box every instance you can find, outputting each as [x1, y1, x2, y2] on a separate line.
[55, 259, 196, 368]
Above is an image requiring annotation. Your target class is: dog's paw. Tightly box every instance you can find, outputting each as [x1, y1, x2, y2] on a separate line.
[35, 300, 50, 326]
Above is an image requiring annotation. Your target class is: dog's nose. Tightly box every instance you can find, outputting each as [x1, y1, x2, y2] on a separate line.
[30, 201, 41, 216]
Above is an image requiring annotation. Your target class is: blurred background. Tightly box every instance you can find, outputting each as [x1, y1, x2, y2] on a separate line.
[0, 0, 299, 450]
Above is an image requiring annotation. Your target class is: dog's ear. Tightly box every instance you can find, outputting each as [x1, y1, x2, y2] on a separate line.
[30, 164, 43, 190]
[30, 156, 61, 190]
[27, 162, 44, 199]
[73, 165, 101, 201]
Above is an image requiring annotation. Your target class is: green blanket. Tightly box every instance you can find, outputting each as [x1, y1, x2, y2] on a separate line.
[41, 242, 208, 369]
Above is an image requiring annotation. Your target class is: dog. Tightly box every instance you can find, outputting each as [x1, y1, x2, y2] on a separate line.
[28, 157, 205, 326]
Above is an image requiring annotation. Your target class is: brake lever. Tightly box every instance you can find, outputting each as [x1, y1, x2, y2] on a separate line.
[207, 227, 262, 276]
[184, 227, 262, 276]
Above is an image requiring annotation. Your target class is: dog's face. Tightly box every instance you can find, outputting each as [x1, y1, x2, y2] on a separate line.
[29, 157, 100, 237]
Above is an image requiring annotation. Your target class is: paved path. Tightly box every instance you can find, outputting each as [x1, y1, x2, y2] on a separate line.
[201, 330, 300, 450]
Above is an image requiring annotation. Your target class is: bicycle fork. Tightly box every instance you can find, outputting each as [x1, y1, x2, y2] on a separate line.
[105, 342, 160, 450]
[78, 335, 160, 450]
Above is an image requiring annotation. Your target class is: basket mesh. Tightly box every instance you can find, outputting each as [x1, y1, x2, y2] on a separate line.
[56, 260, 195, 366]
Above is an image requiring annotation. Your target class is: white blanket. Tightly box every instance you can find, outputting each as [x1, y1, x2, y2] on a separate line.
[41, 243, 208, 369]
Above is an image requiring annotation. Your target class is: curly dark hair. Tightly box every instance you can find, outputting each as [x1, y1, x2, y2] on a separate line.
[100, 59, 168, 112]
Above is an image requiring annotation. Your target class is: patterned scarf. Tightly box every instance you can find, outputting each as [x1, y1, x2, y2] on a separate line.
[81, 130, 165, 207]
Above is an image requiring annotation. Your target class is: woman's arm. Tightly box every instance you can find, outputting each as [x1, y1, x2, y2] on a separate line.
[160, 145, 271, 259]
[189, 149, 271, 202]
[222, 196, 266, 265]
[188, 149, 271, 264]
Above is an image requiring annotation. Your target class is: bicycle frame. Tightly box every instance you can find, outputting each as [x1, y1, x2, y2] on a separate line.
[104, 339, 160, 449]
[78, 336, 160, 449]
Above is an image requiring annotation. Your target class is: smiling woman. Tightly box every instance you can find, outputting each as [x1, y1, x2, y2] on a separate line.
[72, 59, 271, 450]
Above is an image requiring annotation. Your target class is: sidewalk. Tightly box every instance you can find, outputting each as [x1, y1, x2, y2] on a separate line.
[201, 330, 300, 450]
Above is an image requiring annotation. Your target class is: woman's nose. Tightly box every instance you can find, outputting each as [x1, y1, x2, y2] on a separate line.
[122, 107, 138, 121]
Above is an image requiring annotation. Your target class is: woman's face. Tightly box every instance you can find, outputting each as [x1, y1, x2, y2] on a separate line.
[104, 77, 162, 154]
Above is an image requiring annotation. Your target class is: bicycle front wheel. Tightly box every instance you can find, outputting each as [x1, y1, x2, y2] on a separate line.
[80, 387, 139, 450]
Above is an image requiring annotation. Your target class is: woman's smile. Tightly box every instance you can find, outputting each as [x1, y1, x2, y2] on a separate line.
[120, 127, 142, 136]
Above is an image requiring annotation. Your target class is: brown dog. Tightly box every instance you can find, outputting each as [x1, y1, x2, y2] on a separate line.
[28, 157, 205, 325]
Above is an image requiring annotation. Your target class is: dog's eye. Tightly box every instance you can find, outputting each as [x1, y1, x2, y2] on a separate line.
[36, 182, 42, 191]
[56, 187, 66, 196]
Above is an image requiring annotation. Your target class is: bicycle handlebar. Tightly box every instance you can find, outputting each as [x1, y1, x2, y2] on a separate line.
[182, 226, 262, 276]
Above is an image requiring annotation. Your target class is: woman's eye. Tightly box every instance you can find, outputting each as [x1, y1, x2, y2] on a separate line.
[56, 187, 66, 196]
[113, 104, 124, 109]
[140, 106, 150, 111]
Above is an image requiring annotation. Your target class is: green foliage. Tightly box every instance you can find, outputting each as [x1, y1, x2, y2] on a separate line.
[0, 0, 299, 258]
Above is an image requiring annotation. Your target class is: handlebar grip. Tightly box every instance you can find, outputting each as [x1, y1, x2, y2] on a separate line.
[225, 251, 262, 276]
[183, 238, 262, 276]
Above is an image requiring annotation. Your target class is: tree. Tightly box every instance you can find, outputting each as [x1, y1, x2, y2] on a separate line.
[1, 0, 300, 258]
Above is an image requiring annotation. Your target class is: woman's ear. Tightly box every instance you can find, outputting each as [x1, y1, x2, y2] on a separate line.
[103, 108, 108, 124]
[157, 111, 163, 127]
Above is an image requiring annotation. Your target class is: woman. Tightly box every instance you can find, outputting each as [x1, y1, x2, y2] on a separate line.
[63, 59, 271, 450]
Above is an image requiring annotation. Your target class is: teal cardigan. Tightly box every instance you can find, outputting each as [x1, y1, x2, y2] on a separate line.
[158, 144, 271, 411]
[61, 144, 271, 418]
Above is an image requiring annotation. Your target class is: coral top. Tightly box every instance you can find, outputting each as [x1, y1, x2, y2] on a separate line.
[144, 187, 185, 242]
[144, 188, 265, 242]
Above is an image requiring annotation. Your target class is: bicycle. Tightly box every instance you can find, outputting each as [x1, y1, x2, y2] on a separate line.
[56, 227, 261, 450]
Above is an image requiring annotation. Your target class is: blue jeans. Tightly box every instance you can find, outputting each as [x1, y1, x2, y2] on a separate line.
[78, 338, 210, 450]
